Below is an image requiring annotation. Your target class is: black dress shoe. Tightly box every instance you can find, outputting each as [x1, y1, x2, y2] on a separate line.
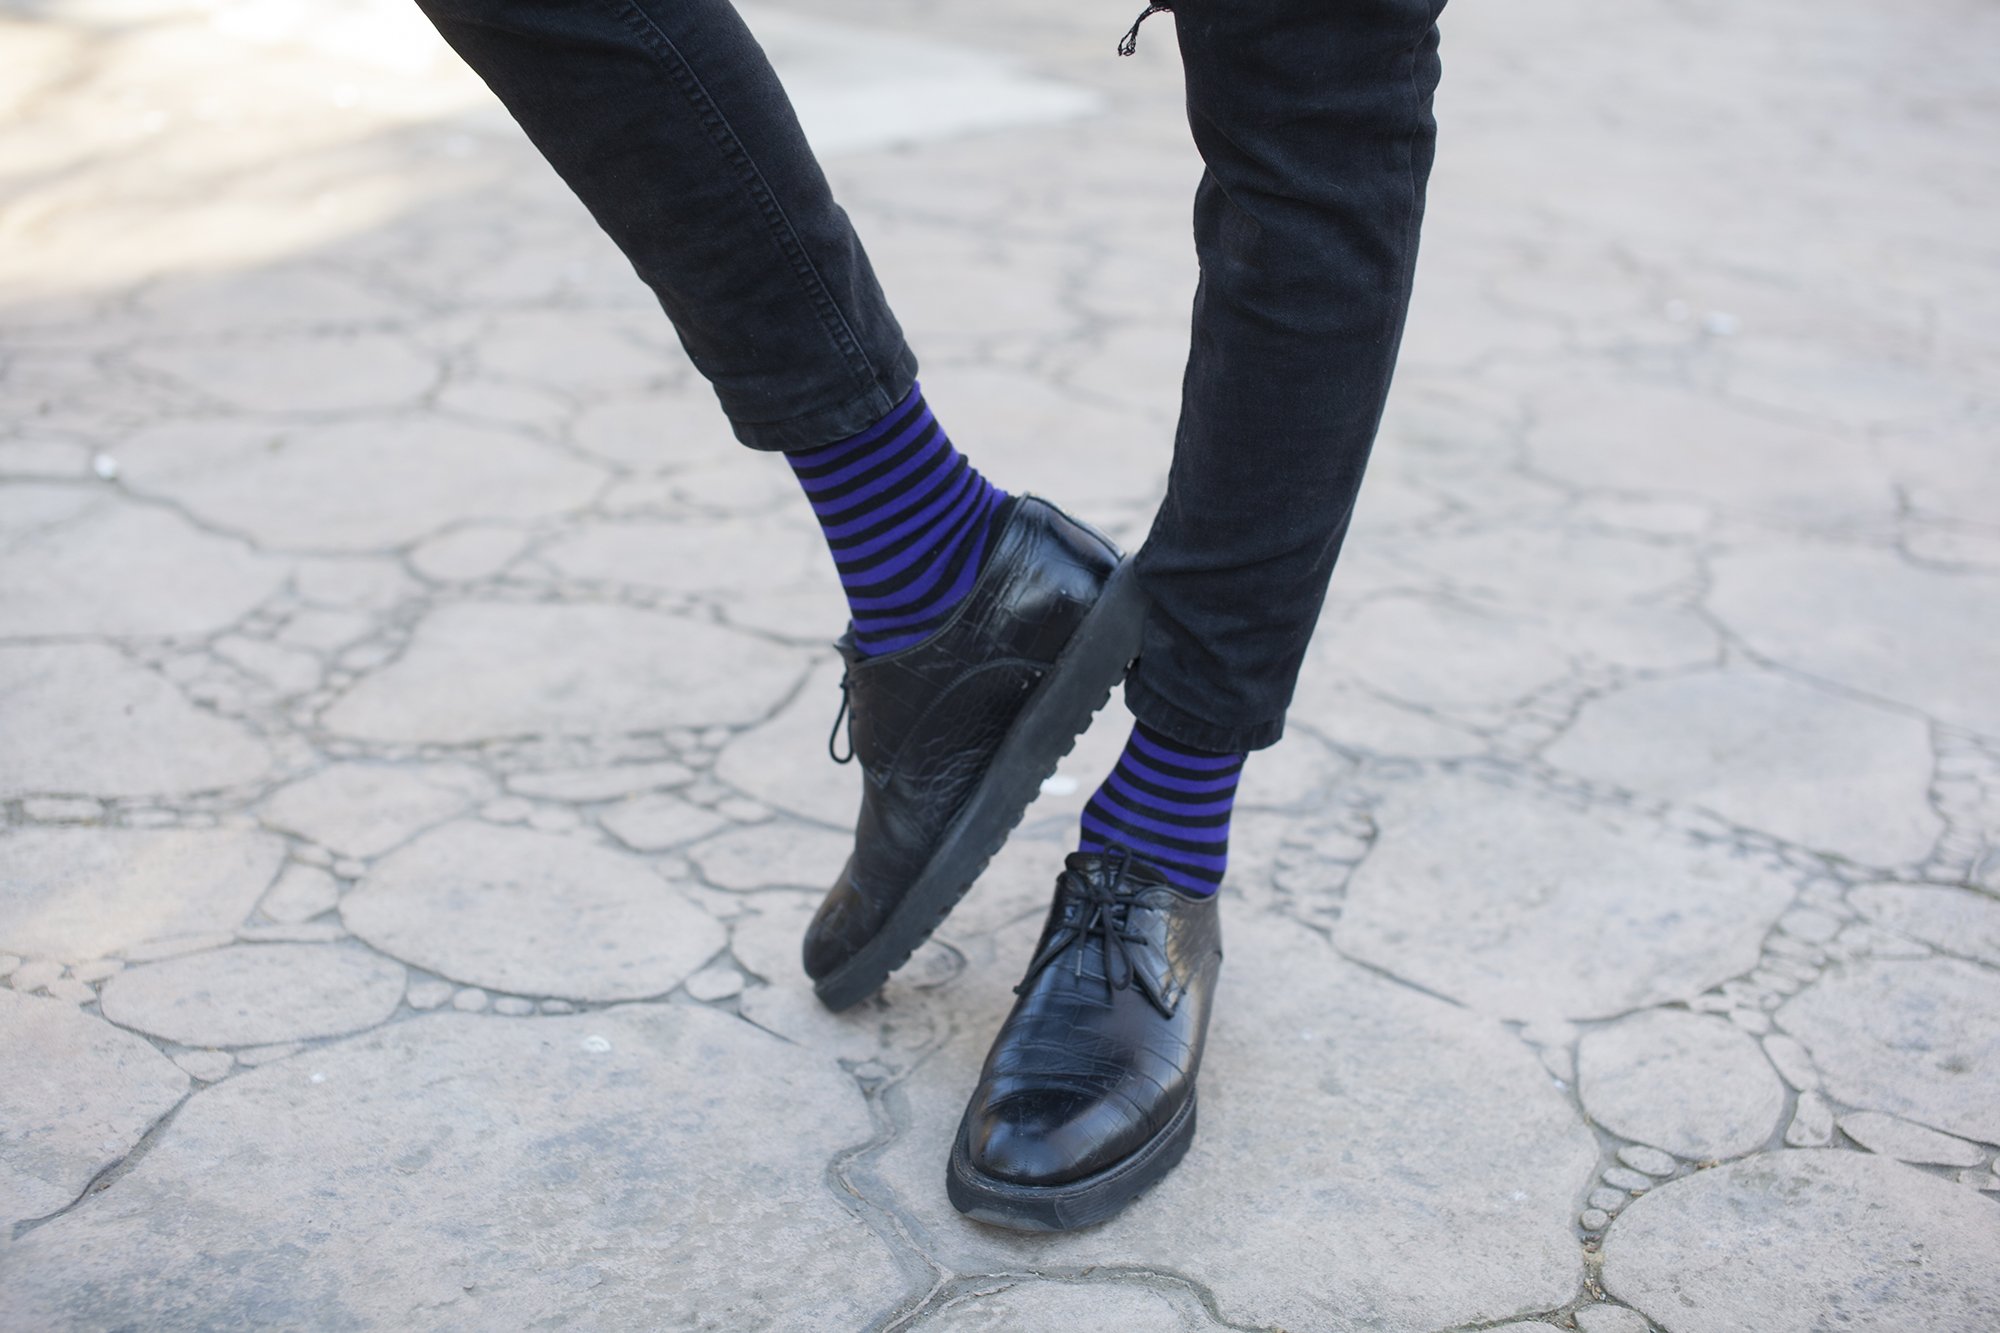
[947, 848, 1223, 1231]
[802, 496, 1148, 1012]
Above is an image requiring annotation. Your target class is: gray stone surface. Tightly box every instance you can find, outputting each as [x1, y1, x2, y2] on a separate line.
[909, 1280, 1226, 1331]
[1786, 1089, 1835, 1147]
[504, 761, 695, 802]
[99, 944, 406, 1047]
[1849, 881, 2000, 965]
[0, 497, 287, 637]
[261, 763, 477, 858]
[1777, 958, 2000, 1144]
[599, 793, 730, 852]
[0, 828, 285, 959]
[715, 657, 863, 827]
[0, 1009, 905, 1329]
[1578, 1010, 1786, 1160]
[257, 864, 340, 924]
[688, 821, 852, 891]
[1602, 1151, 2000, 1333]
[0, 990, 188, 1229]
[1573, 1307, 1653, 1333]
[1546, 670, 1942, 865]
[1711, 543, 2000, 737]
[1335, 770, 1798, 1020]
[0, 645, 272, 799]
[1838, 1111, 1985, 1167]
[1616, 1145, 1679, 1177]
[125, 417, 605, 549]
[324, 602, 808, 743]
[345, 823, 725, 1000]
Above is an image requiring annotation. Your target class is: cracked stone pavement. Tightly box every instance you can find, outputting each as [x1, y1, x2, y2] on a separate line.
[3, 0, 1999, 1329]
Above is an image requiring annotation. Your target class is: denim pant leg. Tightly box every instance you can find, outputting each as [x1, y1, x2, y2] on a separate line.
[1126, 0, 1447, 754]
[412, 0, 917, 449]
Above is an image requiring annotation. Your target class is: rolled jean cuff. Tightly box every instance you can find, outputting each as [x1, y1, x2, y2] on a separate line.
[723, 345, 920, 452]
[1124, 669, 1284, 756]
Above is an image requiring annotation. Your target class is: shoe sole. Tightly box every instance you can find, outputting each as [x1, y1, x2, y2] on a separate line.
[945, 1089, 1198, 1232]
[812, 556, 1150, 1013]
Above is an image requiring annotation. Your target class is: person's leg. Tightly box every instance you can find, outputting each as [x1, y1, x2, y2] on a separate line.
[415, 0, 912, 447]
[952, 0, 1447, 1231]
[1130, 0, 1447, 755]
[416, 0, 1147, 1007]
[1064, 0, 1448, 901]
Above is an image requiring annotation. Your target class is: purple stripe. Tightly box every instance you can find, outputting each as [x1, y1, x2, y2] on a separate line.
[1116, 752, 1242, 796]
[828, 468, 973, 563]
[803, 420, 944, 512]
[850, 508, 999, 650]
[1078, 812, 1230, 874]
[1128, 728, 1244, 772]
[1103, 769, 1238, 819]
[1085, 791, 1229, 846]
[839, 484, 984, 602]
[850, 494, 996, 622]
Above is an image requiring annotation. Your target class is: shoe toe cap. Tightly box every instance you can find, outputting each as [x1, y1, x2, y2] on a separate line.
[967, 1089, 1137, 1187]
[800, 866, 873, 982]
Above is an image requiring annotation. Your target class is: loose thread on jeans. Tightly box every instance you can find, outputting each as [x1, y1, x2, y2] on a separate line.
[1117, 3, 1172, 57]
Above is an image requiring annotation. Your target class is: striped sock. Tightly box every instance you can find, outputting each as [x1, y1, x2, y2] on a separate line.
[1078, 722, 1245, 896]
[787, 383, 1008, 656]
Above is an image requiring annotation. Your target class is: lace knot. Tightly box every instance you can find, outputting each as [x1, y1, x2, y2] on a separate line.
[1014, 846, 1163, 1008]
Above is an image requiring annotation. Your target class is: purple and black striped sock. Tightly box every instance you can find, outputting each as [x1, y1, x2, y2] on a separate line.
[787, 383, 1008, 656]
[1078, 722, 1245, 896]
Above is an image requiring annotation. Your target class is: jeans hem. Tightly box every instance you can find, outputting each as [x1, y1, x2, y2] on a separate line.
[730, 345, 920, 452]
[1123, 671, 1283, 755]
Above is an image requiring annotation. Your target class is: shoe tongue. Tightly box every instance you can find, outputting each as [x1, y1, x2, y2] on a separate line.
[1062, 850, 1171, 891]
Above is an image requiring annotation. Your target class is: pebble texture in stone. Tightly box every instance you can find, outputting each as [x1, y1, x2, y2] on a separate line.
[345, 823, 725, 1000]
[1336, 771, 1797, 1020]
[1602, 1151, 2000, 1332]
[1, 1009, 904, 1329]
[1578, 1010, 1785, 1159]
[1777, 958, 2000, 1144]
[1, 990, 189, 1228]
[99, 944, 406, 1047]
[0, 828, 286, 960]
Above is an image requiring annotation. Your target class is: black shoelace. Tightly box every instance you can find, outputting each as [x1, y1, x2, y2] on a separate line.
[1015, 846, 1167, 1011]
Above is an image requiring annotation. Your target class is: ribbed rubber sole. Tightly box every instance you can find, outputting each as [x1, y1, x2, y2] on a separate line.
[813, 557, 1149, 1013]
[946, 1090, 1199, 1232]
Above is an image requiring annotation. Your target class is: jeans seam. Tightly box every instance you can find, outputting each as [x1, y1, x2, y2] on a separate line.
[603, 0, 885, 408]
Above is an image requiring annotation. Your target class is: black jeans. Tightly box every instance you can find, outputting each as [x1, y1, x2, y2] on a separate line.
[414, 0, 1445, 753]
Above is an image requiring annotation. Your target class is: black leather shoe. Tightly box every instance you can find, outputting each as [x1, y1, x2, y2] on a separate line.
[802, 496, 1148, 1012]
[947, 849, 1223, 1231]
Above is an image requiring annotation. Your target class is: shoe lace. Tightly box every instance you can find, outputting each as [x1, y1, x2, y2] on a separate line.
[827, 672, 854, 765]
[1014, 845, 1152, 999]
